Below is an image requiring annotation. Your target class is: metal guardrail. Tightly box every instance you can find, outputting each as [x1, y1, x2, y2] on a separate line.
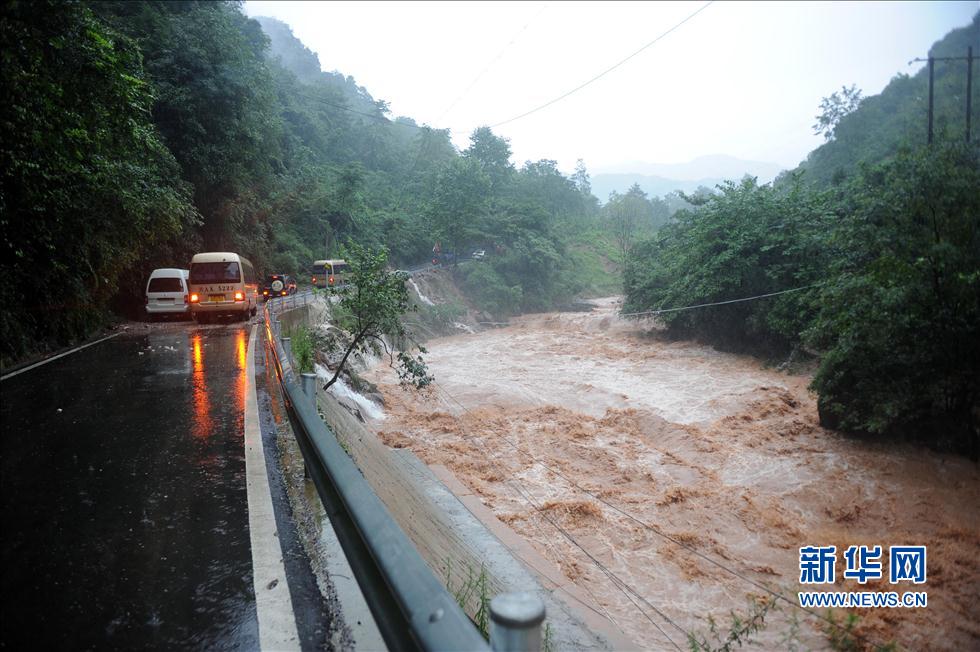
[263, 291, 490, 652]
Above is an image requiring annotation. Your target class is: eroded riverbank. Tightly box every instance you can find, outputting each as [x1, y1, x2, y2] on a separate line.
[365, 297, 979, 650]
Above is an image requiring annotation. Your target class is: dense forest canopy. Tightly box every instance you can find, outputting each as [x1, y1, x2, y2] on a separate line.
[1, 0, 200, 358]
[0, 1, 605, 364]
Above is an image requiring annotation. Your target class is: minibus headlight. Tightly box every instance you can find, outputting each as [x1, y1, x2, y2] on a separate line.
[189, 293, 199, 303]
[234, 291, 244, 301]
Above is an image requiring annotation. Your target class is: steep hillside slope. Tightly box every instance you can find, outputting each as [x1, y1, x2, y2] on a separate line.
[794, 12, 978, 187]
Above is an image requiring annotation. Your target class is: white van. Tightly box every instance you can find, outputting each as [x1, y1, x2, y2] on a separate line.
[188, 252, 258, 323]
[145, 268, 190, 320]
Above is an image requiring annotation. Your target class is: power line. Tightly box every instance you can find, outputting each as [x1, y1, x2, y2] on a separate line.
[427, 351, 890, 651]
[437, 2, 550, 122]
[417, 366, 690, 643]
[296, 91, 396, 124]
[294, 3, 714, 139]
[400, 306, 884, 647]
[619, 283, 823, 318]
[418, 372, 623, 629]
[424, 382, 618, 626]
[423, 379, 688, 650]
[292, 2, 714, 143]
[489, 1, 715, 128]
[399, 326, 688, 648]
[908, 47, 976, 144]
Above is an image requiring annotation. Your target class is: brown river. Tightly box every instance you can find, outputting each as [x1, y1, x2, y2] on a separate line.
[365, 297, 979, 651]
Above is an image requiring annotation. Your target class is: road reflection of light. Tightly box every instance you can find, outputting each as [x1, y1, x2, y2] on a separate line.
[193, 336, 203, 370]
[235, 328, 247, 414]
[236, 329, 247, 371]
[191, 333, 212, 440]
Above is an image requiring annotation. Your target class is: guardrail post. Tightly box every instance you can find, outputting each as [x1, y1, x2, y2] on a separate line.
[281, 336, 292, 364]
[490, 593, 545, 652]
[301, 372, 317, 407]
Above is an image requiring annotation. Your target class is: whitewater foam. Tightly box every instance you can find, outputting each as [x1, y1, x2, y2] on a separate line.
[315, 363, 385, 420]
[408, 278, 435, 306]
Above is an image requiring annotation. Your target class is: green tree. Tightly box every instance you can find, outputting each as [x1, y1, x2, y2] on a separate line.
[571, 159, 592, 196]
[812, 84, 863, 140]
[324, 164, 365, 255]
[463, 127, 514, 193]
[0, 0, 197, 363]
[808, 142, 980, 451]
[624, 178, 831, 353]
[428, 158, 491, 262]
[606, 184, 654, 263]
[93, 1, 283, 253]
[322, 243, 431, 390]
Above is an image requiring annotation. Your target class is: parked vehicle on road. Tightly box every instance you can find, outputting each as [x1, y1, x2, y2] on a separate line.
[471, 250, 486, 260]
[145, 268, 190, 320]
[311, 259, 349, 290]
[262, 273, 296, 300]
[188, 252, 258, 323]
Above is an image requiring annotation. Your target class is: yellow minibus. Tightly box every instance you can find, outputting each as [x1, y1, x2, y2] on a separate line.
[188, 252, 258, 323]
[311, 259, 349, 290]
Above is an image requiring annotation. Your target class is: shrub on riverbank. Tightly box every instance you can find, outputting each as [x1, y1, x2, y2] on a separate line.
[624, 142, 980, 453]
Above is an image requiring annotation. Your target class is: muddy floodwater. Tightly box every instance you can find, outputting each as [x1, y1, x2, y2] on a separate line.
[365, 297, 979, 650]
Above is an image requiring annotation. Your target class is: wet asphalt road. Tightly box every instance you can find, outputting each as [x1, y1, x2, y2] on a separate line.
[0, 321, 325, 650]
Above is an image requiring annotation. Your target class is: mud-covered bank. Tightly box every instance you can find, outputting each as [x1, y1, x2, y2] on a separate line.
[365, 297, 980, 650]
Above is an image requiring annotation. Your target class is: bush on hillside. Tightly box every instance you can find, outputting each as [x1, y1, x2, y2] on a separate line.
[623, 178, 831, 354]
[459, 264, 523, 317]
[808, 142, 980, 453]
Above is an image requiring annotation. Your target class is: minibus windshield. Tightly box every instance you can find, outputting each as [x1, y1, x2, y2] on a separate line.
[190, 262, 241, 284]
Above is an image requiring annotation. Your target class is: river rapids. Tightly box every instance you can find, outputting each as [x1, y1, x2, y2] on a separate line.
[365, 297, 979, 650]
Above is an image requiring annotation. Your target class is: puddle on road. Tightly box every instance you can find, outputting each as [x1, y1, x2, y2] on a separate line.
[366, 297, 980, 650]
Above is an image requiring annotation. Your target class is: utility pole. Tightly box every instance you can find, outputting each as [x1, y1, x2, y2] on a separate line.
[910, 48, 977, 144]
[964, 45, 975, 143]
[928, 57, 935, 144]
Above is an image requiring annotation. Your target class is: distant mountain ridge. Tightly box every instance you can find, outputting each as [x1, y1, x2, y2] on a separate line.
[254, 16, 386, 121]
[591, 155, 785, 202]
[595, 154, 785, 181]
[590, 174, 723, 203]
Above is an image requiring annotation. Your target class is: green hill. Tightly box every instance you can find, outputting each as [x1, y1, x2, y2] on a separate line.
[794, 12, 978, 187]
[1, 2, 602, 363]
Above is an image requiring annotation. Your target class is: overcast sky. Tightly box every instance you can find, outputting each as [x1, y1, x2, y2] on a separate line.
[243, 1, 978, 174]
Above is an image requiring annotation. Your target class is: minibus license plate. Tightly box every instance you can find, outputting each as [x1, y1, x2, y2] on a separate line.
[209, 294, 225, 302]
